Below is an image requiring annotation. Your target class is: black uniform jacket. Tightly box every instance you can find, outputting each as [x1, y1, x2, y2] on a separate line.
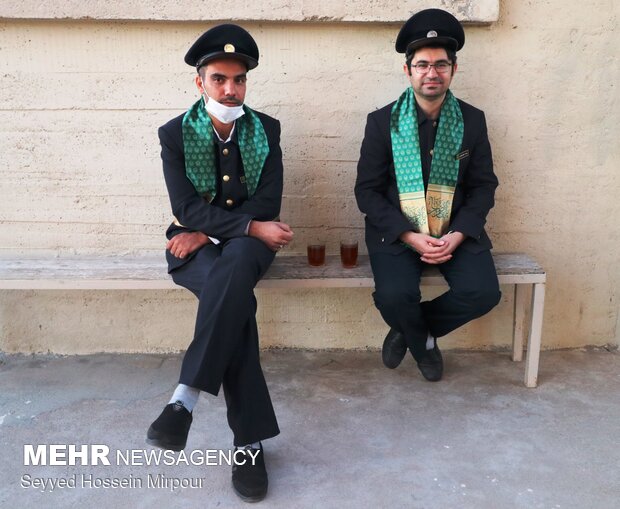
[159, 110, 283, 271]
[355, 97, 498, 255]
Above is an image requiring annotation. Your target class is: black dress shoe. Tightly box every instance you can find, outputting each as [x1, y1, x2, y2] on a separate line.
[232, 444, 268, 503]
[382, 328, 408, 369]
[146, 401, 192, 451]
[415, 341, 443, 382]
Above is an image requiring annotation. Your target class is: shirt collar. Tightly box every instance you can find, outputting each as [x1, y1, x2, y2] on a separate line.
[212, 121, 236, 144]
[415, 93, 450, 125]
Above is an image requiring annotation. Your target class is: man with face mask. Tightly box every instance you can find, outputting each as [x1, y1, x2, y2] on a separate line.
[146, 24, 293, 502]
[355, 9, 501, 382]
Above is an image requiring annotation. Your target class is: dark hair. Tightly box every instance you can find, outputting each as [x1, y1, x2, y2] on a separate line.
[406, 45, 457, 75]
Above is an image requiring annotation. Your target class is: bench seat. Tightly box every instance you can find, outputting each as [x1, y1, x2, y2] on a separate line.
[0, 252, 545, 387]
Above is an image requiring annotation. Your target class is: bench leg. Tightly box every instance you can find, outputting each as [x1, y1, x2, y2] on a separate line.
[512, 284, 529, 362]
[524, 282, 545, 388]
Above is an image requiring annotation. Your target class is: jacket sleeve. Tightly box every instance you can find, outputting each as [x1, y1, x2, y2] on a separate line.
[448, 112, 498, 239]
[232, 119, 283, 221]
[159, 123, 253, 238]
[355, 112, 414, 244]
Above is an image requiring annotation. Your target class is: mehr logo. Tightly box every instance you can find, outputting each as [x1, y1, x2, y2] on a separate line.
[24, 445, 111, 466]
[24, 444, 260, 467]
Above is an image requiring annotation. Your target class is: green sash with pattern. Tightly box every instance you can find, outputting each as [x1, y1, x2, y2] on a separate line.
[390, 87, 464, 238]
[182, 97, 269, 200]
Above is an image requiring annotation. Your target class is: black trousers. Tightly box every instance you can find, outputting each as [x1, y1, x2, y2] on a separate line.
[169, 236, 279, 446]
[370, 247, 501, 357]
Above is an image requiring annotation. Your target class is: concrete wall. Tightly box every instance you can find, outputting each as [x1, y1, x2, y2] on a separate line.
[0, 1, 618, 353]
[0, 0, 499, 23]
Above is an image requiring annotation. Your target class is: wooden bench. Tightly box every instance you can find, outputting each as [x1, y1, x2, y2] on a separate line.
[0, 253, 546, 387]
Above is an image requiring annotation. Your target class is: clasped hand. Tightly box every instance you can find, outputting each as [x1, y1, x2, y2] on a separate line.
[399, 231, 465, 265]
[167, 220, 294, 258]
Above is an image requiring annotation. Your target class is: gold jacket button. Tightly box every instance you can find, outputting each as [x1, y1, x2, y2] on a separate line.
[222, 148, 229, 156]
[430, 149, 434, 156]
[226, 198, 234, 206]
[222, 175, 230, 182]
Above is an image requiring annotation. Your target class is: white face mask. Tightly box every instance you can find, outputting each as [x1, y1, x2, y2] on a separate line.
[201, 81, 245, 124]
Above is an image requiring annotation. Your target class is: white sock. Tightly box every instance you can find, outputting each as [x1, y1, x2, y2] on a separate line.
[168, 384, 200, 412]
[425, 333, 435, 350]
[239, 442, 261, 449]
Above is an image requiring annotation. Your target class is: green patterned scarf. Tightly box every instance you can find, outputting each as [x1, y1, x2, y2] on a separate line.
[182, 97, 269, 200]
[390, 87, 464, 238]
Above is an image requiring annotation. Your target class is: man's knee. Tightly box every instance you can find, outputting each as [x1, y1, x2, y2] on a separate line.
[220, 238, 274, 287]
[226, 236, 268, 250]
[373, 286, 421, 311]
[479, 288, 501, 314]
[455, 287, 501, 316]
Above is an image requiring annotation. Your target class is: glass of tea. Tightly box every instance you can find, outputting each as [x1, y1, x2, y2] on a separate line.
[340, 241, 358, 268]
[307, 244, 326, 266]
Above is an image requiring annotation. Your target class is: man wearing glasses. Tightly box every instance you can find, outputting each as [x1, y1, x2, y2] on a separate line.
[355, 9, 500, 381]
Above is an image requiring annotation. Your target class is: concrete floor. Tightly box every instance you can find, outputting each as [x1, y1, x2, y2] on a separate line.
[0, 348, 618, 508]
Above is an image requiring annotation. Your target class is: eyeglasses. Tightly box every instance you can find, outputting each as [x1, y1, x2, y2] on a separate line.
[410, 61, 453, 75]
